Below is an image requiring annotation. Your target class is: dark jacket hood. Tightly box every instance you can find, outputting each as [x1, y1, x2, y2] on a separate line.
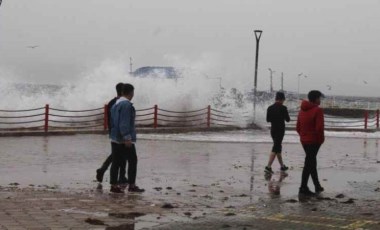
[300, 100, 318, 111]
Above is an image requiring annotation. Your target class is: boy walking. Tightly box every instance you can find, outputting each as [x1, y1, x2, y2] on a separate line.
[109, 83, 144, 193]
[265, 92, 290, 174]
[297, 90, 325, 196]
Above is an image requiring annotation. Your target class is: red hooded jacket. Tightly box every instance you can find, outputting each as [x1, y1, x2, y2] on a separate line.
[296, 100, 325, 145]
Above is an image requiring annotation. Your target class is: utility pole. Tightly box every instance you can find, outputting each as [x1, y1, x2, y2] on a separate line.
[253, 30, 263, 122]
[281, 72, 284, 91]
[268, 68, 275, 93]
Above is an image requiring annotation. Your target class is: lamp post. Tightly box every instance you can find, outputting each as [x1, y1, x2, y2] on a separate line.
[268, 68, 275, 93]
[253, 30, 262, 122]
[297, 73, 307, 100]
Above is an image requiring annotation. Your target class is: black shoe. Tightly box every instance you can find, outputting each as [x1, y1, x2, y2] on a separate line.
[128, 185, 145, 193]
[96, 169, 104, 183]
[280, 165, 289, 171]
[315, 186, 324, 194]
[110, 185, 125, 194]
[265, 166, 274, 174]
[299, 187, 316, 196]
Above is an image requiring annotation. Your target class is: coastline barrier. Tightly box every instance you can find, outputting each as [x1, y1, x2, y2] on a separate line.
[0, 105, 239, 133]
[288, 109, 380, 131]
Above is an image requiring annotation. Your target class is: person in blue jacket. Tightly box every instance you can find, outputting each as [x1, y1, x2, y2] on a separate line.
[109, 83, 144, 193]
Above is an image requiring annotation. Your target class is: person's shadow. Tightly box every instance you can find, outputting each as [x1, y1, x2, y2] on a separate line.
[265, 172, 288, 198]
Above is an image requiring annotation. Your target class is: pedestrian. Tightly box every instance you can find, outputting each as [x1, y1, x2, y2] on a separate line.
[109, 83, 144, 193]
[297, 90, 325, 196]
[265, 91, 290, 174]
[96, 82, 128, 184]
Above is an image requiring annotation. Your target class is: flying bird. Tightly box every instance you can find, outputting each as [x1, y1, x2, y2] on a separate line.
[27, 45, 39, 49]
[326, 85, 332, 90]
[363, 80, 368, 84]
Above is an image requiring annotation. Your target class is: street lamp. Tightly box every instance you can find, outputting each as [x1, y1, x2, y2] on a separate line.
[297, 73, 308, 100]
[253, 30, 262, 122]
[268, 68, 275, 93]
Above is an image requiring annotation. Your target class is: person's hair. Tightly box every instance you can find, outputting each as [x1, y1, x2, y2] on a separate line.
[275, 91, 285, 101]
[122, 83, 134, 96]
[308, 90, 323, 102]
[116, 82, 124, 96]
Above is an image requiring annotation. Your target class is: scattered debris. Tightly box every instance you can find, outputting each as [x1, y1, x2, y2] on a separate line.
[341, 198, 355, 204]
[184, 212, 192, 216]
[225, 212, 236, 216]
[109, 212, 145, 219]
[335, 194, 345, 199]
[85, 218, 106, 225]
[285, 199, 298, 203]
[162, 203, 175, 209]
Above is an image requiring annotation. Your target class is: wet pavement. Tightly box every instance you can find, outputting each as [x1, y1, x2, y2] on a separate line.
[0, 130, 380, 229]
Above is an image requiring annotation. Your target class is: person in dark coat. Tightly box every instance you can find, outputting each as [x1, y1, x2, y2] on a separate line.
[265, 92, 290, 174]
[297, 90, 325, 196]
[96, 82, 128, 184]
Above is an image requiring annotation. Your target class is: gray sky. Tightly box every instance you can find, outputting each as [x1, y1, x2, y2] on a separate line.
[1, 0, 380, 96]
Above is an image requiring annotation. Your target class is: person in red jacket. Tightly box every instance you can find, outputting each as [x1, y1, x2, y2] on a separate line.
[296, 90, 325, 196]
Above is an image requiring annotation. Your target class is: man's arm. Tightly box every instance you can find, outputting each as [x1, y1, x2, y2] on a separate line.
[296, 113, 301, 135]
[119, 102, 133, 142]
[315, 108, 325, 144]
[266, 107, 271, 123]
[284, 106, 290, 122]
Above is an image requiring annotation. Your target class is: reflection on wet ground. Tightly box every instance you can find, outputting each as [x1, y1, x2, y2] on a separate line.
[0, 131, 380, 229]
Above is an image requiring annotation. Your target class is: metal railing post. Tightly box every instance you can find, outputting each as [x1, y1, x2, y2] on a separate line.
[44, 104, 49, 133]
[207, 105, 211, 128]
[377, 109, 379, 129]
[153, 105, 158, 129]
[364, 110, 368, 130]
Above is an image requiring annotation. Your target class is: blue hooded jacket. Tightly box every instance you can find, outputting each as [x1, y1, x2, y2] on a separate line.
[110, 97, 136, 143]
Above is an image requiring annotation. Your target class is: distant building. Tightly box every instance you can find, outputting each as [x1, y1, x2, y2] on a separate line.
[132, 66, 180, 79]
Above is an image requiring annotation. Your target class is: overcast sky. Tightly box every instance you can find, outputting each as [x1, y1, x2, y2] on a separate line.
[1, 0, 380, 96]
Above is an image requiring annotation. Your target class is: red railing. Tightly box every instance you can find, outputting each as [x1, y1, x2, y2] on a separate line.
[288, 109, 380, 131]
[0, 105, 238, 132]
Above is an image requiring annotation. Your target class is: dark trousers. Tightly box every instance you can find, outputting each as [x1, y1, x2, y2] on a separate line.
[271, 129, 285, 153]
[110, 143, 137, 185]
[301, 144, 321, 188]
[99, 149, 126, 182]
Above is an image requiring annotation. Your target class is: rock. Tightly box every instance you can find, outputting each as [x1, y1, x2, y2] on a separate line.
[109, 212, 145, 219]
[166, 187, 173, 190]
[85, 218, 105, 225]
[225, 212, 236, 216]
[9, 183, 19, 186]
[221, 224, 231, 228]
[162, 203, 175, 209]
[153, 187, 162, 191]
[192, 184, 198, 187]
[285, 199, 298, 203]
[176, 193, 181, 195]
[219, 190, 225, 193]
[188, 189, 196, 192]
[184, 212, 192, 216]
[225, 205, 235, 209]
[311, 208, 318, 211]
[335, 194, 345, 199]
[361, 213, 374, 216]
[374, 187, 380, 192]
[341, 198, 355, 204]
